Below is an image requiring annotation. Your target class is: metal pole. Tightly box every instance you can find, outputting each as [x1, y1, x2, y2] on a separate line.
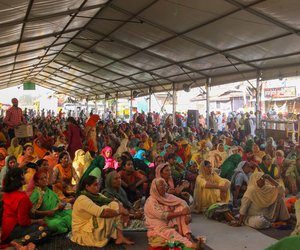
[256, 70, 262, 131]
[172, 83, 176, 126]
[206, 78, 211, 129]
[115, 92, 118, 119]
[103, 96, 107, 120]
[149, 87, 152, 112]
[130, 90, 133, 121]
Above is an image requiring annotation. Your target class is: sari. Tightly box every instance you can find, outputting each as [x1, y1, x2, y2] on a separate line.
[193, 161, 230, 213]
[33, 138, 48, 159]
[144, 178, 194, 248]
[101, 171, 132, 209]
[30, 186, 72, 234]
[208, 144, 228, 169]
[0, 148, 8, 170]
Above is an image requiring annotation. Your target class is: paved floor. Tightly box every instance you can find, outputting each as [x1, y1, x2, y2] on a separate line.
[126, 214, 278, 250]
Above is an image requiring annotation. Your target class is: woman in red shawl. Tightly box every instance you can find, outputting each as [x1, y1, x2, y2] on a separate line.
[66, 117, 84, 160]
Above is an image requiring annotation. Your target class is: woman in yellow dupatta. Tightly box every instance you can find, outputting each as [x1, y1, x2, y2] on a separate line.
[208, 143, 228, 169]
[238, 172, 289, 229]
[193, 160, 230, 213]
[252, 143, 265, 163]
[7, 137, 23, 159]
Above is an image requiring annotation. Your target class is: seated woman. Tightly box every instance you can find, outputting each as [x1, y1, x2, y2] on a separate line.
[72, 149, 86, 178]
[102, 170, 132, 209]
[30, 169, 72, 235]
[7, 137, 23, 159]
[156, 163, 191, 204]
[0, 155, 18, 190]
[237, 172, 290, 229]
[1, 168, 49, 249]
[71, 175, 134, 247]
[144, 178, 201, 249]
[286, 156, 300, 195]
[102, 146, 119, 171]
[231, 161, 255, 208]
[17, 144, 36, 169]
[52, 152, 79, 203]
[184, 160, 199, 195]
[208, 143, 228, 169]
[119, 158, 147, 203]
[259, 154, 279, 180]
[193, 160, 230, 213]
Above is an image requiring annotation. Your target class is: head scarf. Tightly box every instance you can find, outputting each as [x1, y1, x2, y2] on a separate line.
[73, 149, 85, 166]
[76, 156, 105, 196]
[133, 149, 146, 161]
[233, 161, 250, 184]
[149, 178, 187, 207]
[243, 172, 279, 208]
[101, 170, 131, 209]
[155, 163, 174, 188]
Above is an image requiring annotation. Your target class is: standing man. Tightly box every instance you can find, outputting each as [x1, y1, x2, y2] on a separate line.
[4, 98, 27, 139]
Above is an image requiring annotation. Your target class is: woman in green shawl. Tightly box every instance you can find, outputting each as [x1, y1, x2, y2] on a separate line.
[76, 155, 105, 196]
[30, 168, 72, 235]
[220, 153, 242, 181]
[102, 170, 132, 209]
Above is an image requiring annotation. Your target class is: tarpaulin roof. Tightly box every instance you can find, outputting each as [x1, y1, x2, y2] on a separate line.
[1, 0, 300, 99]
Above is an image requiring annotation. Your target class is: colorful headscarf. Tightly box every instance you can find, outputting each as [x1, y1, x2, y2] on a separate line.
[101, 146, 119, 170]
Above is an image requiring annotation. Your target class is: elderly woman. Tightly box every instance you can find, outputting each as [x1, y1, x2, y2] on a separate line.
[208, 143, 228, 169]
[71, 175, 133, 247]
[1, 168, 49, 249]
[193, 160, 230, 213]
[231, 161, 255, 207]
[237, 172, 290, 229]
[156, 163, 191, 204]
[102, 170, 132, 209]
[30, 169, 72, 235]
[52, 152, 79, 202]
[144, 178, 201, 249]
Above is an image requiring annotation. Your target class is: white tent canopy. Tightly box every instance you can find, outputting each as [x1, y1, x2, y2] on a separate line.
[1, 0, 300, 99]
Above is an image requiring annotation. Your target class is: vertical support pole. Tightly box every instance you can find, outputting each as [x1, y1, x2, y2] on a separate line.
[130, 90, 133, 121]
[149, 87, 152, 112]
[172, 83, 176, 126]
[256, 70, 262, 131]
[115, 92, 118, 119]
[94, 99, 98, 115]
[103, 95, 107, 119]
[206, 78, 211, 129]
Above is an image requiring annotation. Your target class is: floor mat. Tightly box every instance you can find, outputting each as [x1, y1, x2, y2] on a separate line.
[258, 227, 294, 240]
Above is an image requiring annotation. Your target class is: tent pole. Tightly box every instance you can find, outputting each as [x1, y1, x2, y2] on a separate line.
[130, 90, 133, 121]
[115, 92, 118, 119]
[256, 70, 262, 130]
[172, 83, 176, 126]
[206, 78, 211, 129]
[149, 87, 152, 112]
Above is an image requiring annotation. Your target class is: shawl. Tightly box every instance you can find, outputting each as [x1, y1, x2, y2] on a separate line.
[33, 138, 48, 159]
[81, 190, 112, 207]
[155, 163, 175, 189]
[149, 178, 187, 207]
[101, 146, 119, 170]
[243, 172, 279, 208]
[220, 153, 242, 180]
[101, 170, 132, 209]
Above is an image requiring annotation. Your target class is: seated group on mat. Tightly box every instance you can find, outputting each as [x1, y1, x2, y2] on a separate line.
[0, 112, 300, 250]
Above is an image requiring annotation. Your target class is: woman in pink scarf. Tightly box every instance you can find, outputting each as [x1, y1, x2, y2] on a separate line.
[144, 178, 201, 249]
[101, 146, 119, 170]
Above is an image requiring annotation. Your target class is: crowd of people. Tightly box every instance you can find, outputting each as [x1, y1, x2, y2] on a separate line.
[0, 97, 299, 250]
